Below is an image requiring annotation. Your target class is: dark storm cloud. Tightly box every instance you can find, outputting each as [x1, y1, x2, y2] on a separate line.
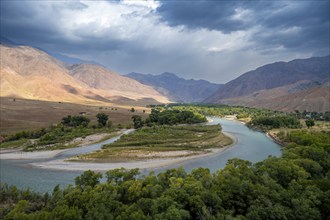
[157, 0, 330, 54]
[1, 1, 65, 46]
[0, 0, 125, 53]
[157, 1, 244, 33]
[157, 1, 281, 32]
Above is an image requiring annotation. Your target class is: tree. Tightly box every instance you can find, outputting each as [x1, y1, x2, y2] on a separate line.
[106, 168, 140, 184]
[305, 119, 315, 128]
[62, 115, 72, 126]
[96, 113, 108, 127]
[130, 108, 136, 112]
[61, 115, 90, 127]
[132, 115, 144, 129]
[75, 170, 102, 189]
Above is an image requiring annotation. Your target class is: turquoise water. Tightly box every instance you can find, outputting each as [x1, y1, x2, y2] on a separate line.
[0, 118, 281, 192]
[152, 117, 282, 173]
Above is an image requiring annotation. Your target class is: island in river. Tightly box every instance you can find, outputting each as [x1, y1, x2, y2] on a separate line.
[1, 123, 235, 171]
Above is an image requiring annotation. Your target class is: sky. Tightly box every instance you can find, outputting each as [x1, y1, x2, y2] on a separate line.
[1, 0, 329, 83]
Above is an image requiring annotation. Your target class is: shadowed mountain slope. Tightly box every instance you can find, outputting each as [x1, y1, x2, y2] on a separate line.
[206, 56, 329, 101]
[205, 56, 330, 112]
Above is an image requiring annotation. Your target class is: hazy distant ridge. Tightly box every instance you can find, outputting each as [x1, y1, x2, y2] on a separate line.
[126, 72, 222, 102]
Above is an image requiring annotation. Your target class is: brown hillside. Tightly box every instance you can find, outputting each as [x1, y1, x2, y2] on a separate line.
[0, 45, 169, 105]
[221, 83, 330, 112]
[69, 64, 169, 103]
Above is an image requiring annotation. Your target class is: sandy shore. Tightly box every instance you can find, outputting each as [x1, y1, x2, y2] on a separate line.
[0, 132, 116, 160]
[0, 148, 66, 160]
[29, 146, 232, 171]
[266, 132, 284, 146]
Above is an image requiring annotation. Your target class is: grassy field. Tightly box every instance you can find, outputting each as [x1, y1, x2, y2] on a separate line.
[0, 97, 149, 135]
[73, 125, 233, 162]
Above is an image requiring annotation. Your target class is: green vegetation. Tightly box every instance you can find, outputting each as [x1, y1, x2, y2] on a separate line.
[306, 119, 316, 128]
[75, 125, 232, 162]
[1, 129, 329, 219]
[247, 115, 302, 131]
[151, 104, 327, 132]
[24, 126, 113, 151]
[293, 110, 330, 121]
[2, 128, 48, 143]
[0, 114, 114, 151]
[160, 104, 283, 121]
[132, 115, 144, 129]
[61, 115, 90, 127]
[0, 139, 30, 149]
[150, 103, 330, 122]
[145, 109, 207, 126]
[96, 113, 109, 127]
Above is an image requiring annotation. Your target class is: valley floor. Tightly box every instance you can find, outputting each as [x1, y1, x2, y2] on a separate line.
[0, 126, 236, 171]
[0, 97, 148, 135]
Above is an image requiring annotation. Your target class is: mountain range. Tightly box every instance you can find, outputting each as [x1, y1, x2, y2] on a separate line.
[126, 72, 222, 102]
[0, 44, 169, 105]
[205, 56, 330, 112]
[1, 37, 329, 112]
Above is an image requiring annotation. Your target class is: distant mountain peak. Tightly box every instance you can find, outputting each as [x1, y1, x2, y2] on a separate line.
[160, 72, 177, 77]
[126, 72, 222, 103]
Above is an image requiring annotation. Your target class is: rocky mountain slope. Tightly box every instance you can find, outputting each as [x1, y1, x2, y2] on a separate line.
[126, 72, 222, 102]
[205, 56, 330, 112]
[221, 81, 330, 112]
[0, 44, 169, 105]
[206, 56, 329, 101]
[68, 64, 169, 103]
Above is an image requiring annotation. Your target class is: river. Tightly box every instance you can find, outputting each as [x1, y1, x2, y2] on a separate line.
[0, 117, 281, 193]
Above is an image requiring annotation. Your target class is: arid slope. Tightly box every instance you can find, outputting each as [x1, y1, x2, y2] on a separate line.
[0, 45, 169, 105]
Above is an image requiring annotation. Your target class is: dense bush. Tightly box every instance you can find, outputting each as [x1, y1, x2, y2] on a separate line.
[145, 109, 207, 126]
[36, 126, 104, 146]
[96, 113, 109, 127]
[3, 128, 48, 142]
[166, 103, 330, 121]
[62, 115, 90, 127]
[247, 116, 302, 131]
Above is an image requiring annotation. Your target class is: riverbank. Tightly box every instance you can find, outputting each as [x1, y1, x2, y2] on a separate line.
[224, 115, 247, 124]
[0, 148, 67, 160]
[30, 134, 237, 171]
[0, 132, 120, 160]
[266, 132, 284, 146]
[0, 124, 236, 171]
[69, 124, 233, 162]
